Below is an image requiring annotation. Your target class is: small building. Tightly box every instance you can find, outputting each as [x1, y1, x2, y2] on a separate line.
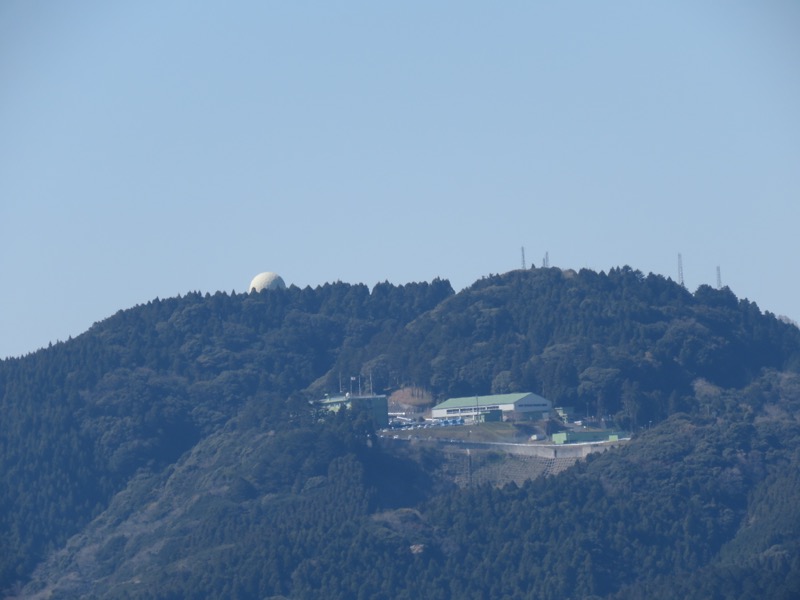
[551, 430, 628, 444]
[318, 394, 389, 428]
[431, 392, 551, 422]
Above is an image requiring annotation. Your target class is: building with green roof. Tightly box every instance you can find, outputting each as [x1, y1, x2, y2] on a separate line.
[431, 392, 551, 422]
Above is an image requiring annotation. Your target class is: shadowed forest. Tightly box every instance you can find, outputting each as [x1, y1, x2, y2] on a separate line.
[2, 267, 799, 598]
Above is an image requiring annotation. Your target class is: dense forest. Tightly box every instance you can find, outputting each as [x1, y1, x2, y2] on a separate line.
[2, 267, 799, 598]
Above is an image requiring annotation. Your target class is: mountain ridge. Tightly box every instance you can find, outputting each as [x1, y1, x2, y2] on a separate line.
[2, 266, 799, 598]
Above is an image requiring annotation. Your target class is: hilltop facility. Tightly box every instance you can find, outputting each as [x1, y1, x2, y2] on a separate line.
[248, 271, 286, 292]
[431, 392, 551, 422]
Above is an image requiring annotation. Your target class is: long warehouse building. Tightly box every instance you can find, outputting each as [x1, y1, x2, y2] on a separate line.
[431, 392, 551, 422]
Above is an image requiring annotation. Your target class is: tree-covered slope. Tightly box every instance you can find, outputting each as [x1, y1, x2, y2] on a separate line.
[376, 267, 800, 425]
[0, 280, 453, 592]
[2, 267, 800, 598]
[273, 408, 800, 600]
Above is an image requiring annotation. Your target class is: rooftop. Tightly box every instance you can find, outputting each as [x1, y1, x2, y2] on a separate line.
[433, 392, 545, 410]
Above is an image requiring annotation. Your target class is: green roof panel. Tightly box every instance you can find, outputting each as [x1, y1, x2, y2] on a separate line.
[433, 392, 542, 410]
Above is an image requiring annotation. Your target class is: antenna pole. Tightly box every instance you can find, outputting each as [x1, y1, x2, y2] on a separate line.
[716, 266, 722, 290]
[678, 253, 685, 288]
[521, 246, 526, 270]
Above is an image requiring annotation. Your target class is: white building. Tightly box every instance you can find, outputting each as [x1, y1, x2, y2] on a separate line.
[431, 392, 551, 422]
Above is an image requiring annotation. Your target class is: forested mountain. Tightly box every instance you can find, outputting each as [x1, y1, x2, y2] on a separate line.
[2, 267, 799, 599]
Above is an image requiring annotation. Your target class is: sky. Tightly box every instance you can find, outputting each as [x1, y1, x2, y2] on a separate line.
[1, 1, 799, 359]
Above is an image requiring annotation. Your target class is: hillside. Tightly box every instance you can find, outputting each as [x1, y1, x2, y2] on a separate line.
[2, 267, 799, 598]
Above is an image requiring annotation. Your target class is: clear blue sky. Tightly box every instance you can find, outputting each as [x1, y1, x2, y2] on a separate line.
[2, 1, 799, 359]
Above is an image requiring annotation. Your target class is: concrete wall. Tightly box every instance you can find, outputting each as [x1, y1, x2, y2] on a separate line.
[381, 436, 627, 458]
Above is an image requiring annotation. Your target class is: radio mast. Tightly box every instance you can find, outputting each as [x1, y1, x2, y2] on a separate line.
[678, 254, 685, 288]
[521, 246, 526, 270]
[716, 266, 722, 290]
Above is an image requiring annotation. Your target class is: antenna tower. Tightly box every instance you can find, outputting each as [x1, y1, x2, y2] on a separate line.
[716, 266, 722, 290]
[678, 253, 685, 287]
[542, 251, 550, 268]
[521, 246, 526, 270]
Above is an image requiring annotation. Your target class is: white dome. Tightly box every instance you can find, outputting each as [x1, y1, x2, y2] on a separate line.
[249, 272, 286, 293]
